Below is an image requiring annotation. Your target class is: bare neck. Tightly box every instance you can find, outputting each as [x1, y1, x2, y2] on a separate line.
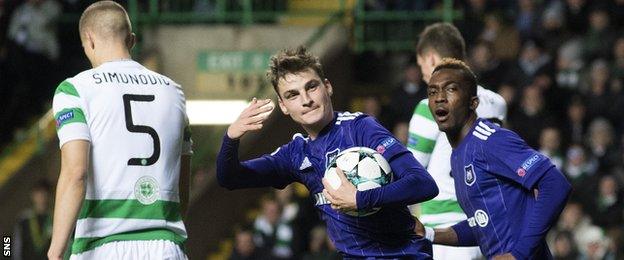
[92, 43, 132, 68]
[448, 113, 478, 148]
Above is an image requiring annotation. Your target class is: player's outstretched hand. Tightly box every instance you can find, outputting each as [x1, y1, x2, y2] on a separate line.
[492, 253, 515, 260]
[227, 98, 274, 140]
[322, 167, 357, 212]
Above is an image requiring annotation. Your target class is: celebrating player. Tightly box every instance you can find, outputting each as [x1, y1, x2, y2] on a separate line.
[417, 58, 571, 259]
[408, 22, 506, 260]
[217, 46, 439, 258]
[48, 2, 191, 259]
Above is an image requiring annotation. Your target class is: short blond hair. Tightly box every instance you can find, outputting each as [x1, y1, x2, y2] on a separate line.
[79, 1, 132, 41]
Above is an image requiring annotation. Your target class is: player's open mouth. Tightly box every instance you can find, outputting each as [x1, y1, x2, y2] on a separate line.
[434, 108, 449, 122]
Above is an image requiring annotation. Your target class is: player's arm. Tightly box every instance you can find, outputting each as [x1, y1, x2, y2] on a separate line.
[48, 140, 90, 260]
[414, 217, 478, 246]
[216, 98, 295, 190]
[484, 129, 571, 258]
[407, 99, 439, 166]
[325, 116, 438, 212]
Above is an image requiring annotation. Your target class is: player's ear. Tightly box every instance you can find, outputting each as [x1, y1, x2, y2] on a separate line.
[278, 98, 289, 115]
[470, 95, 479, 111]
[324, 79, 333, 96]
[126, 33, 136, 50]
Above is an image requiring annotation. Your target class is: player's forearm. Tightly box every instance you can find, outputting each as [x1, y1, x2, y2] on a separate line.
[511, 167, 571, 259]
[48, 169, 87, 258]
[217, 134, 292, 189]
[356, 151, 438, 210]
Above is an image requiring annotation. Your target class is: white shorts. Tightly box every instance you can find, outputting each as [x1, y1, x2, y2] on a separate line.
[70, 240, 187, 260]
[432, 244, 483, 260]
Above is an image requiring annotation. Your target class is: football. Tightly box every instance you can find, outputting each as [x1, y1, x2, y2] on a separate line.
[324, 147, 393, 216]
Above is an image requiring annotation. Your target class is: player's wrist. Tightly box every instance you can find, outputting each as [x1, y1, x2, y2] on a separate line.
[424, 226, 435, 242]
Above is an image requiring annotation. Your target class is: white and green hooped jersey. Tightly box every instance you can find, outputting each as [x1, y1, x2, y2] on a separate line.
[407, 86, 506, 227]
[52, 60, 192, 255]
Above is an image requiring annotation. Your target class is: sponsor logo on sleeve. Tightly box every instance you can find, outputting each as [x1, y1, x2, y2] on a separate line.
[517, 154, 541, 177]
[56, 110, 74, 127]
[376, 137, 397, 154]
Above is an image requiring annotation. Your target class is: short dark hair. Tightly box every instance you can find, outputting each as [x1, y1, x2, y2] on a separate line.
[266, 46, 325, 98]
[416, 22, 466, 60]
[432, 58, 477, 97]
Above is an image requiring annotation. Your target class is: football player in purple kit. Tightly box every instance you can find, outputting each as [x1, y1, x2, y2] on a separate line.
[415, 58, 571, 259]
[216, 46, 439, 259]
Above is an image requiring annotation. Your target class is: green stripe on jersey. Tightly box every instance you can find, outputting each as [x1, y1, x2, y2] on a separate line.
[408, 133, 436, 153]
[414, 101, 434, 121]
[78, 199, 181, 221]
[420, 199, 464, 214]
[55, 81, 80, 97]
[54, 108, 86, 130]
[72, 228, 186, 254]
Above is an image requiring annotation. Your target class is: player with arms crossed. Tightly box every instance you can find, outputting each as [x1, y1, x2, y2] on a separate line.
[416, 58, 571, 259]
[217, 47, 439, 259]
[48, 2, 192, 259]
[408, 22, 506, 260]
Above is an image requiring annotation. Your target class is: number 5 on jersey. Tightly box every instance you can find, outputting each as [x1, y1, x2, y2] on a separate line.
[123, 94, 160, 166]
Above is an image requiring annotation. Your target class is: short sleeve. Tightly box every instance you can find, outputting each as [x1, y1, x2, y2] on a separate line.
[53, 80, 91, 148]
[407, 99, 439, 167]
[483, 129, 554, 189]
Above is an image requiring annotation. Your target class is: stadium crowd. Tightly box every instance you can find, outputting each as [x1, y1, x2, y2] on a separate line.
[2, 0, 624, 259]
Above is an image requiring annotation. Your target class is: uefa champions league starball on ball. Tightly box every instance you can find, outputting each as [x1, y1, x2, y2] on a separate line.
[324, 147, 393, 216]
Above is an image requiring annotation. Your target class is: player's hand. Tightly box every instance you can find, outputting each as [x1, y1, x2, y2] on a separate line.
[322, 167, 357, 212]
[492, 253, 515, 260]
[413, 216, 425, 237]
[227, 98, 274, 140]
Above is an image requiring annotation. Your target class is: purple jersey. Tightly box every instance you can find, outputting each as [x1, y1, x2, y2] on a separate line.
[451, 119, 554, 259]
[217, 112, 438, 258]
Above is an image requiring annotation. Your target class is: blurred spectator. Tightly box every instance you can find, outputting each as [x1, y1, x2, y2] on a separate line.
[582, 8, 615, 61]
[577, 226, 614, 260]
[514, 0, 541, 41]
[458, 0, 491, 45]
[556, 201, 605, 255]
[362, 95, 382, 119]
[301, 225, 340, 260]
[563, 0, 590, 35]
[563, 96, 588, 146]
[583, 59, 612, 122]
[5, 0, 61, 132]
[504, 38, 552, 90]
[12, 179, 53, 260]
[612, 36, 624, 80]
[556, 39, 584, 91]
[253, 196, 293, 259]
[563, 144, 598, 198]
[479, 12, 520, 60]
[384, 60, 426, 139]
[229, 225, 263, 260]
[190, 168, 210, 202]
[539, 126, 564, 170]
[274, 185, 319, 259]
[587, 118, 618, 172]
[588, 175, 623, 230]
[551, 230, 580, 260]
[539, 2, 569, 54]
[468, 40, 506, 91]
[508, 85, 554, 148]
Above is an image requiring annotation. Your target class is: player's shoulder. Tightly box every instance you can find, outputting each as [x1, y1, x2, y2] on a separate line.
[471, 119, 520, 147]
[336, 111, 366, 126]
[54, 69, 95, 98]
[476, 85, 507, 121]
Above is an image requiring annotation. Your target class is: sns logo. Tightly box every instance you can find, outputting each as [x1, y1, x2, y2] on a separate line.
[3, 236, 10, 257]
[464, 164, 476, 186]
[467, 210, 489, 228]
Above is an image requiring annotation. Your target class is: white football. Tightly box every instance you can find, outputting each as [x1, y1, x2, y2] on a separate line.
[324, 147, 393, 217]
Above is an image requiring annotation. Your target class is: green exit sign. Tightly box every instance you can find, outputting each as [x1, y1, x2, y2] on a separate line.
[197, 51, 272, 72]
